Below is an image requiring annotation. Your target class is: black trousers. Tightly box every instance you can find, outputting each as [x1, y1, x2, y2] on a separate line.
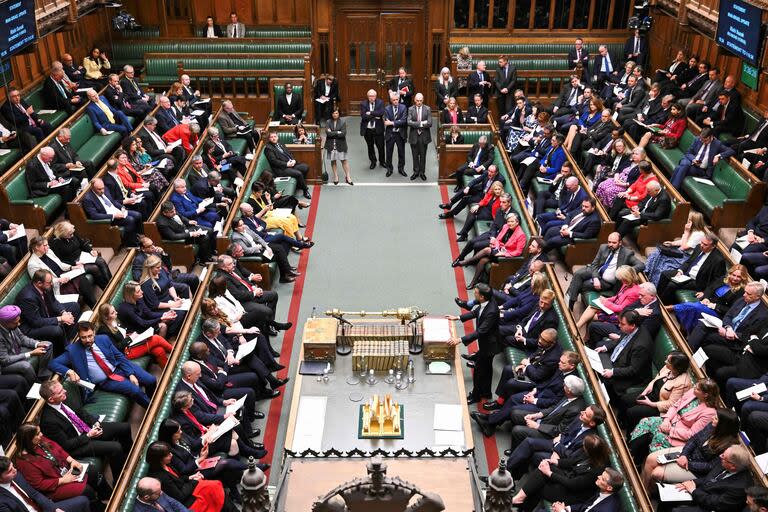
[385, 135, 406, 171]
[469, 350, 494, 399]
[274, 163, 309, 192]
[69, 421, 133, 477]
[410, 139, 429, 176]
[363, 128, 385, 165]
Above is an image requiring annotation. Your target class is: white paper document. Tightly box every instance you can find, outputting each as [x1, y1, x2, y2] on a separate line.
[61, 267, 85, 280]
[235, 339, 257, 360]
[77, 380, 96, 390]
[730, 247, 743, 263]
[584, 346, 606, 373]
[78, 251, 97, 264]
[433, 404, 463, 431]
[521, 156, 537, 166]
[292, 396, 327, 451]
[671, 274, 692, 284]
[434, 430, 465, 447]
[193, 98, 210, 104]
[128, 327, 154, 346]
[6, 224, 24, 241]
[423, 317, 451, 342]
[736, 382, 767, 401]
[190, 109, 205, 116]
[167, 139, 182, 149]
[55, 294, 79, 304]
[172, 299, 192, 311]
[699, 313, 723, 328]
[691, 177, 715, 186]
[692, 347, 709, 368]
[50, 178, 73, 189]
[315, 97, 329, 104]
[623, 213, 640, 220]
[225, 395, 247, 415]
[78, 311, 93, 322]
[199, 197, 214, 208]
[0, 149, 11, 156]
[26, 383, 41, 399]
[38, 110, 56, 115]
[657, 483, 692, 502]
[209, 415, 239, 442]
[591, 297, 613, 314]
[262, 246, 273, 260]
[755, 452, 768, 473]
[75, 463, 89, 482]
[213, 220, 223, 233]
[76, 88, 94, 93]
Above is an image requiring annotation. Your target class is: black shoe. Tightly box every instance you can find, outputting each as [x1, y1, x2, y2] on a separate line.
[260, 389, 281, 400]
[398, 169, 407, 176]
[461, 353, 477, 362]
[451, 258, 461, 268]
[410, 173, 418, 180]
[279, 276, 296, 283]
[438, 203, 450, 209]
[504, 449, 512, 456]
[267, 327, 279, 336]
[466, 361, 475, 368]
[253, 411, 266, 420]
[420, 173, 426, 181]
[483, 400, 502, 411]
[273, 321, 293, 331]
[386, 170, 393, 177]
[438, 212, 454, 220]
[270, 348, 281, 358]
[456, 234, 468, 242]
[303, 190, 312, 199]
[248, 429, 262, 439]
[455, 297, 470, 309]
[369, 162, 376, 169]
[269, 363, 286, 371]
[258, 463, 271, 472]
[273, 377, 290, 388]
[380, 162, 388, 169]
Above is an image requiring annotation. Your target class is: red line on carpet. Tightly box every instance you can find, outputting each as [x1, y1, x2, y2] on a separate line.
[261, 184, 321, 466]
[439, 185, 500, 475]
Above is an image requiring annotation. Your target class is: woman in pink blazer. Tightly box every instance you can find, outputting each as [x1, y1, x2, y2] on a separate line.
[576, 265, 641, 329]
[457, 212, 527, 289]
[628, 379, 719, 462]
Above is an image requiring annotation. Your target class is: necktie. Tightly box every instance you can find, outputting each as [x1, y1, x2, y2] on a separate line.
[751, 121, 767, 142]
[473, 148, 482, 166]
[569, 213, 584, 228]
[503, 65, 508, 78]
[96, 101, 115, 124]
[58, 141, 72, 162]
[611, 330, 635, 362]
[90, 347, 125, 382]
[568, 87, 577, 105]
[151, 130, 166, 149]
[599, 250, 616, 275]
[695, 142, 710, 168]
[525, 310, 542, 331]
[40, 255, 64, 276]
[732, 305, 752, 330]
[233, 25, 237, 37]
[41, 160, 56, 181]
[183, 409, 206, 433]
[130, 79, 141, 94]
[546, 398, 569, 417]
[231, 271, 254, 292]
[8, 329, 19, 354]
[368, 103, 375, 129]
[634, 38, 640, 54]
[10, 481, 42, 512]
[720, 103, 727, 121]
[576, 49, 581, 62]
[55, 80, 67, 98]
[61, 404, 91, 433]
[17, 104, 35, 126]
[478, 71, 484, 82]
[193, 383, 216, 408]
[38, 291, 50, 317]
[543, 147, 554, 167]
[687, 251, 704, 274]
[713, 470, 729, 481]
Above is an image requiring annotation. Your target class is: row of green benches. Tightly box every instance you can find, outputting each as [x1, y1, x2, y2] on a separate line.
[116, 26, 311, 39]
[449, 41, 624, 58]
[144, 55, 306, 85]
[112, 41, 312, 65]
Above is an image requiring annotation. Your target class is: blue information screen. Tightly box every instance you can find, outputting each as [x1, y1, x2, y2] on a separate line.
[716, 0, 764, 67]
[0, 0, 37, 61]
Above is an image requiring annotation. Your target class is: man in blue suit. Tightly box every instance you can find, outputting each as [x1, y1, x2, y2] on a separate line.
[16, 270, 79, 355]
[81, 178, 143, 247]
[383, 93, 408, 177]
[49, 321, 156, 407]
[360, 89, 386, 170]
[170, 179, 220, 228]
[542, 198, 601, 251]
[134, 477, 191, 512]
[0, 457, 90, 512]
[84, 88, 132, 136]
[670, 127, 735, 189]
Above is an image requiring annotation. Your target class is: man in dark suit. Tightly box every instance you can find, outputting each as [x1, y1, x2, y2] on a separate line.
[49, 321, 156, 407]
[121, 65, 155, 108]
[494, 55, 517, 115]
[275, 83, 303, 125]
[550, 75, 585, 116]
[155, 95, 181, 135]
[135, 477, 191, 512]
[698, 92, 743, 137]
[625, 91, 673, 142]
[492, 328, 562, 399]
[664, 445, 751, 512]
[670, 128, 735, 189]
[567, 37, 590, 73]
[447, 136, 495, 191]
[591, 45, 619, 90]
[61, 53, 85, 84]
[1, 87, 53, 143]
[313, 74, 340, 124]
[500, 290, 558, 352]
[50, 127, 95, 178]
[578, 111, 614, 155]
[657, 233, 726, 304]
[388, 67, 414, 108]
[25, 146, 78, 202]
[38, 379, 133, 479]
[466, 93, 489, 124]
[105, 73, 151, 119]
[611, 75, 646, 112]
[542, 198, 601, 251]
[615, 181, 672, 237]
[671, 61, 711, 100]
[727, 109, 768, 166]
[535, 173, 587, 226]
[407, 93, 431, 181]
[439, 165, 504, 219]
[448, 283, 499, 404]
[589, 281, 662, 341]
[16, 270, 79, 354]
[618, 81, 662, 124]
[506, 403, 606, 475]
[549, 468, 624, 512]
[82, 178, 143, 246]
[263, 131, 311, 199]
[624, 29, 648, 66]
[685, 67, 722, 116]
[468, 61, 493, 106]
[138, 116, 185, 170]
[360, 90, 386, 170]
[383, 93, 408, 177]
[41, 68, 81, 115]
[156, 201, 216, 264]
[192, 169, 235, 208]
[0, 457, 90, 512]
[595, 310, 653, 401]
[565, 232, 645, 308]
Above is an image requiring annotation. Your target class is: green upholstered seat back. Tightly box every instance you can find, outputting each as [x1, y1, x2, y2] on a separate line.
[713, 163, 750, 199]
[5, 171, 29, 201]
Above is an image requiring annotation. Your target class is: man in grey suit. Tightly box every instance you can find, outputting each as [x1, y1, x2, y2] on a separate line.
[226, 12, 245, 38]
[685, 67, 721, 116]
[407, 93, 432, 181]
[0, 305, 52, 387]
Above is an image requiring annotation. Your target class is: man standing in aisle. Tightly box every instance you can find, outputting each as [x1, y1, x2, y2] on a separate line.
[407, 93, 431, 181]
[384, 93, 408, 177]
[359, 89, 386, 170]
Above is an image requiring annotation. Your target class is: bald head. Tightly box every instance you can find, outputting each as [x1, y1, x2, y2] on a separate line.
[240, 203, 254, 216]
[181, 361, 200, 378]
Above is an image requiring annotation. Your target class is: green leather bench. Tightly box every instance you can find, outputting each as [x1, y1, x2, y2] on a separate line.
[69, 114, 124, 166]
[0, 148, 21, 176]
[458, 130, 494, 146]
[192, 26, 311, 38]
[116, 27, 161, 38]
[112, 41, 311, 64]
[681, 161, 750, 219]
[450, 42, 624, 57]
[4, 170, 64, 226]
[26, 88, 69, 127]
[647, 130, 696, 176]
[144, 57, 305, 84]
[4, 273, 30, 307]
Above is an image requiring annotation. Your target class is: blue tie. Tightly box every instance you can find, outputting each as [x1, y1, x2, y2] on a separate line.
[598, 250, 615, 276]
[611, 331, 635, 362]
[732, 305, 752, 330]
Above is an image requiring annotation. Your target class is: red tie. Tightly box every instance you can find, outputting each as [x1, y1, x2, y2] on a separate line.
[230, 271, 253, 293]
[193, 383, 216, 409]
[183, 409, 207, 434]
[90, 348, 126, 382]
[11, 481, 42, 512]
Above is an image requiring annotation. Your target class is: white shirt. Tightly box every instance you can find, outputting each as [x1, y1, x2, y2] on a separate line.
[206, 26, 216, 38]
[0, 482, 37, 512]
[38, 156, 56, 181]
[49, 402, 86, 432]
[603, 250, 619, 283]
[148, 129, 166, 149]
[285, 93, 293, 105]
[97, 192, 120, 216]
[688, 250, 711, 279]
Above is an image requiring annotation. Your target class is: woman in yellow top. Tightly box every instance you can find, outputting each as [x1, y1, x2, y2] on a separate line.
[82, 46, 110, 84]
[248, 181, 308, 241]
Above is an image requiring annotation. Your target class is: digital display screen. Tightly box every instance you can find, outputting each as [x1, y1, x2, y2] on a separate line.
[0, 0, 37, 61]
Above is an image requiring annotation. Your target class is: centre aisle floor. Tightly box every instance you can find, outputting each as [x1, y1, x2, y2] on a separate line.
[264, 116, 507, 481]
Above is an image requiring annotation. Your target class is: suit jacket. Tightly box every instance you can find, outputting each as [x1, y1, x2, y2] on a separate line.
[587, 244, 645, 279]
[464, 143, 495, 171]
[120, 77, 148, 103]
[216, 111, 248, 138]
[38, 402, 104, 455]
[570, 493, 621, 512]
[313, 79, 340, 106]
[534, 370, 573, 409]
[746, 205, 768, 238]
[680, 248, 726, 291]
[554, 83, 585, 109]
[324, 118, 348, 152]
[662, 389, 718, 446]
[608, 326, 653, 395]
[494, 63, 517, 92]
[618, 85, 646, 110]
[459, 298, 499, 355]
[49, 335, 142, 383]
[721, 299, 768, 341]
[218, 268, 258, 305]
[82, 189, 123, 221]
[624, 35, 648, 64]
[692, 79, 722, 104]
[567, 47, 590, 69]
[226, 22, 245, 38]
[0, 325, 39, 367]
[117, 299, 163, 333]
[0, 473, 59, 512]
[467, 70, 492, 100]
[41, 76, 76, 113]
[170, 191, 211, 220]
[155, 106, 180, 134]
[1, 100, 43, 131]
[466, 105, 489, 124]
[388, 77, 415, 106]
[156, 213, 194, 241]
[708, 100, 743, 135]
[264, 142, 298, 171]
[637, 190, 672, 223]
[565, 210, 601, 240]
[16, 284, 66, 331]
[557, 187, 588, 216]
[85, 97, 125, 132]
[621, 298, 662, 338]
[25, 157, 57, 198]
[145, 469, 197, 508]
[690, 463, 751, 512]
[440, 108, 465, 125]
[383, 103, 408, 141]
[359, 98, 385, 135]
[638, 366, 693, 413]
[104, 84, 130, 112]
[407, 105, 432, 144]
[585, 120, 613, 145]
[434, 80, 458, 107]
[50, 138, 81, 175]
[591, 52, 618, 78]
[276, 93, 303, 122]
[519, 307, 558, 351]
[134, 494, 191, 512]
[536, 397, 585, 437]
[554, 420, 597, 459]
[524, 344, 563, 383]
[162, 124, 196, 152]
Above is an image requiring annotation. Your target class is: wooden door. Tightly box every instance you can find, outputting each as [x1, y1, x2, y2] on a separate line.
[335, 9, 425, 115]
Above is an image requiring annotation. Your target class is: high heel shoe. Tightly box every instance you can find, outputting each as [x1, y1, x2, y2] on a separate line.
[346, 178, 354, 185]
[333, 180, 339, 185]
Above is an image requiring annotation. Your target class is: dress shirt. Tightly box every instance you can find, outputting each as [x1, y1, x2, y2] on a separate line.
[97, 193, 120, 216]
[731, 302, 758, 330]
[37, 156, 56, 181]
[610, 329, 636, 362]
[688, 251, 710, 279]
[601, 250, 619, 283]
[85, 345, 111, 383]
[94, 100, 115, 123]
[206, 26, 215, 37]
[367, 102, 375, 129]
[524, 309, 542, 332]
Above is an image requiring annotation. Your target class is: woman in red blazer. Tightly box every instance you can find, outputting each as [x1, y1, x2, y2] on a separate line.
[456, 180, 505, 241]
[457, 212, 526, 288]
[638, 102, 687, 149]
[14, 423, 108, 511]
[576, 265, 641, 329]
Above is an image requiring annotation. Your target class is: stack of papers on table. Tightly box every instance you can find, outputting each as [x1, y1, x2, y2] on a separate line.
[433, 404, 464, 448]
[292, 396, 327, 451]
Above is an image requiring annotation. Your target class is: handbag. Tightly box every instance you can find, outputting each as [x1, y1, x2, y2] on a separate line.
[662, 136, 679, 149]
[657, 243, 684, 258]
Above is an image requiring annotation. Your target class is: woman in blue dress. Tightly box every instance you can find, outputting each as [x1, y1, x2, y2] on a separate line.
[669, 264, 749, 334]
[644, 211, 708, 285]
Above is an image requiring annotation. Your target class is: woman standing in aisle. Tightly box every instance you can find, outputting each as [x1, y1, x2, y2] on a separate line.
[325, 108, 353, 185]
